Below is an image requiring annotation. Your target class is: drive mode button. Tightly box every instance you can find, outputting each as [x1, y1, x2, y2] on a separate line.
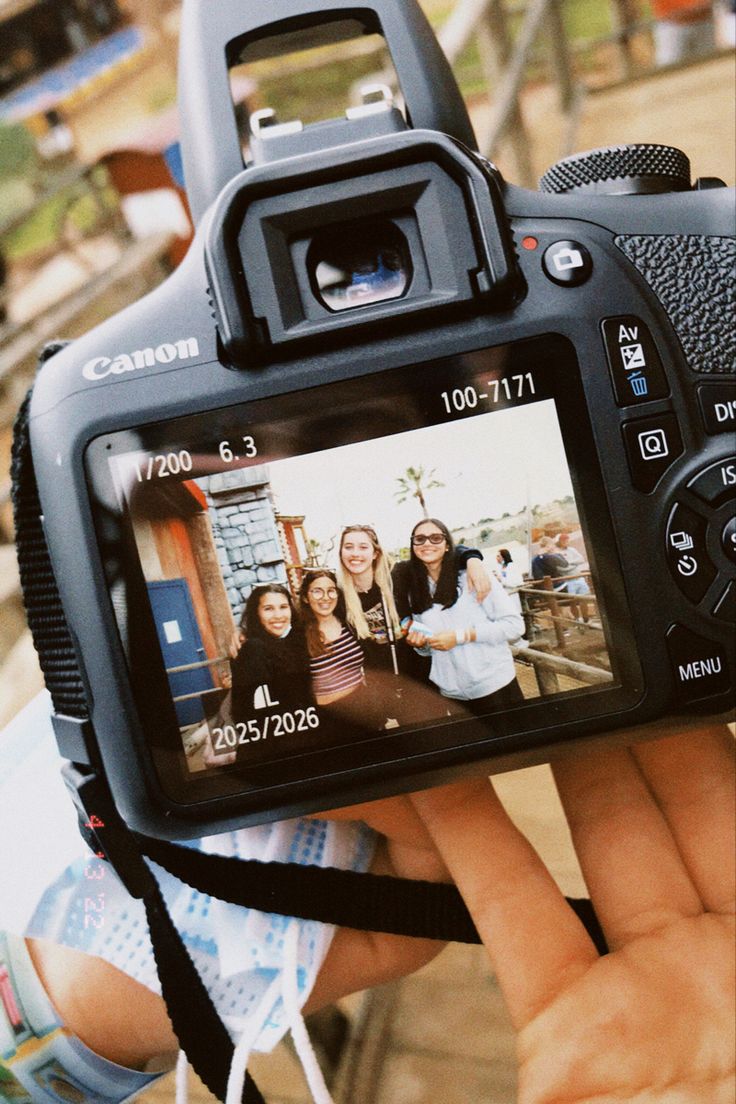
[665, 503, 715, 602]
[666, 624, 731, 703]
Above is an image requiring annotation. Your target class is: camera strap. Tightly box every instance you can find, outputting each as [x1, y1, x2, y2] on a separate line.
[11, 347, 607, 1102]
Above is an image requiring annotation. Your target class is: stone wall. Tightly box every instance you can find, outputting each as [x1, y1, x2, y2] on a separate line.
[196, 466, 286, 624]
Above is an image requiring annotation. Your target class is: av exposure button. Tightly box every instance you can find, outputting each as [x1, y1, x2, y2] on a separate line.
[602, 316, 669, 406]
[687, 456, 736, 507]
[697, 382, 736, 436]
[542, 241, 593, 286]
[666, 624, 731, 703]
[665, 503, 715, 602]
[622, 413, 684, 493]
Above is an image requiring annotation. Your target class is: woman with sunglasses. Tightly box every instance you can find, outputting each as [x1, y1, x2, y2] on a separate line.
[405, 518, 525, 716]
[299, 569, 376, 732]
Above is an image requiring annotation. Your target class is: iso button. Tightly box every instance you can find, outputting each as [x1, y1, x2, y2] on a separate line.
[666, 624, 731, 704]
[542, 241, 593, 286]
[665, 503, 716, 602]
[687, 456, 736, 507]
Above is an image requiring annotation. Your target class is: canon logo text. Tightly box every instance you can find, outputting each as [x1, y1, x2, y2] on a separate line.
[82, 338, 200, 381]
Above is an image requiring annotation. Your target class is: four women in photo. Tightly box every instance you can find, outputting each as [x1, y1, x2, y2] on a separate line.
[228, 521, 526, 742]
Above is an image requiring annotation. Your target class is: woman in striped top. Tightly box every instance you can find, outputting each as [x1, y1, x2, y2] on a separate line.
[299, 570, 376, 734]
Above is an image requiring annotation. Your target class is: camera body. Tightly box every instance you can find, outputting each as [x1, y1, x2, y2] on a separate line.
[27, 0, 735, 839]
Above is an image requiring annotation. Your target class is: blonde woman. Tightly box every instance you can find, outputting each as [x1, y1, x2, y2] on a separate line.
[338, 526, 403, 672]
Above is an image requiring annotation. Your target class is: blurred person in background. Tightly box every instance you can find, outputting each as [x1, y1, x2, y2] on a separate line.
[651, 0, 716, 64]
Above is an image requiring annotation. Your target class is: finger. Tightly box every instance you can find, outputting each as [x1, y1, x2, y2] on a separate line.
[305, 924, 444, 1013]
[305, 836, 447, 1011]
[631, 725, 735, 914]
[553, 746, 703, 949]
[312, 794, 439, 851]
[412, 778, 598, 1030]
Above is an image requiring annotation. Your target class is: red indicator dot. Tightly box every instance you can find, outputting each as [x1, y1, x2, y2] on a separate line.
[521, 236, 539, 251]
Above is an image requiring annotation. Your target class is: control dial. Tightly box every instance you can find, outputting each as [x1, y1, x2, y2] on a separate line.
[540, 144, 691, 196]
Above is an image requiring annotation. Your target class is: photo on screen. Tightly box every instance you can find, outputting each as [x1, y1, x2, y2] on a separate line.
[115, 390, 615, 773]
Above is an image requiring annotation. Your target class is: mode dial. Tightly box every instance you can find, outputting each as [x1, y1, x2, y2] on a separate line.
[540, 143, 691, 196]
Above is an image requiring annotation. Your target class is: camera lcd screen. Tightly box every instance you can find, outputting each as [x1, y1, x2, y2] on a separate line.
[87, 336, 639, 802]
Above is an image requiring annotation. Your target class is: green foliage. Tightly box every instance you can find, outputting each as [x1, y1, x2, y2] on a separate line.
[434, 0, 620, 98]
[0, 122, 37, 184]
[3, 181, 117, 260]
[394, 465, 445, 517]
[257, 50, 385, 128]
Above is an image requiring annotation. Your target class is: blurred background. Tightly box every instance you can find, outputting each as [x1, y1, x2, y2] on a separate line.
[0, 1, 733, 1100]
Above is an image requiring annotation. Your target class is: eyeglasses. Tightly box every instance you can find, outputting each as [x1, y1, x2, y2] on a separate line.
[412, 533, 446, 546]
[309, 587, 339, 599]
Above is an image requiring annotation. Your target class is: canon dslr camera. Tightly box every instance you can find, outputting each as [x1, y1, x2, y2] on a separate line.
[20, 0, 735, 839]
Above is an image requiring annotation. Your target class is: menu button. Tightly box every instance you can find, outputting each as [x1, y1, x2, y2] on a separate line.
[666, 624, 731, 703]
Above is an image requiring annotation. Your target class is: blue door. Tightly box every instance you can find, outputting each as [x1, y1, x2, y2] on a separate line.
[147, 579, 214, 726]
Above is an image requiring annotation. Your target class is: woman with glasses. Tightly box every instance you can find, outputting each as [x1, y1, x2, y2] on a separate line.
[405, 519, 525, 717]
[299, 569, 374, 732]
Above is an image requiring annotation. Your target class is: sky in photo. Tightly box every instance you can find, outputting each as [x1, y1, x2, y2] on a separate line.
[267, 397, 574, 554]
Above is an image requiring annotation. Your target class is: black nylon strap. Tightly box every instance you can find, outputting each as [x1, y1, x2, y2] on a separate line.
[144, 836, 478, 941]
[144, 875, 266, 1104]
[140, 836, 608, 953]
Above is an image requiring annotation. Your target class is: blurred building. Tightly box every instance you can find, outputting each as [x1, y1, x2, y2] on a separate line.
[0, 0, 181, 164]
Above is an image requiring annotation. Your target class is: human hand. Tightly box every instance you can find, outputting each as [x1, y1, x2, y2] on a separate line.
[465, 557, 492, 603]
[411, 725, 735, 1103]
[428, 630, 459, 651]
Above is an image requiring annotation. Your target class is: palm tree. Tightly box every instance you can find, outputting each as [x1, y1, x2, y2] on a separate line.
[394, 465, 445, 518]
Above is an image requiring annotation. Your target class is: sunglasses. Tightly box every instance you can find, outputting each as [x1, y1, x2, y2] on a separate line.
[412, 533, 446, 546]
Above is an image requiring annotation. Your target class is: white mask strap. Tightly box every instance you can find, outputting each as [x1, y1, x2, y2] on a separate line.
[283, 923, 335, 1104]
[225, 975, 283, 1104]
[175, 1049, 190, 1104]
